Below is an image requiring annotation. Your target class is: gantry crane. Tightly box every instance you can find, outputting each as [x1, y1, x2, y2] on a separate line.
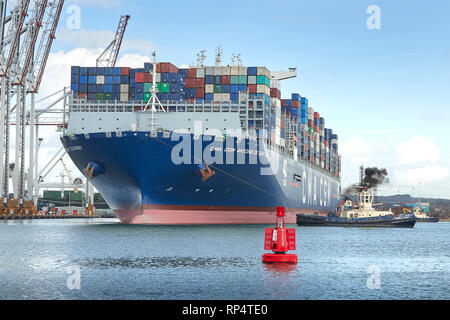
[96, 14, 130, 68]
[1, 0, 65, 215]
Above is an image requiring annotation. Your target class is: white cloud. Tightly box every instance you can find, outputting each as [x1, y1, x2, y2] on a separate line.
[56, 28, 157, 55]
[117, 54, 152, 68]
[339, 137, 372, 164]
[395, 136, 441, 165]
[393, 165, 449, 185]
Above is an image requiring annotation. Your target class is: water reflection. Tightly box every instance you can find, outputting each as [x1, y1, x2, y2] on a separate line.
[262, 263, 298, 274]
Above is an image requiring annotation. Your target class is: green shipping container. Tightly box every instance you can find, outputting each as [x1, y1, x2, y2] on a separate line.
[96, 93, 105, 100]
[143, 92, 152, 103]
[214, 84, 221, 93]
[265, 76, 271, 87]
[144, 83, 152, 92]
[239, 75, 247, 84]
[159, 82, 169, 93]
[230, 75, 239, 84]
[105, 93, 112, 100]
[257, 75, 266, 85]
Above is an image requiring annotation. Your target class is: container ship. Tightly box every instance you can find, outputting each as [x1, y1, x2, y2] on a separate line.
[60, 53, 341, 224]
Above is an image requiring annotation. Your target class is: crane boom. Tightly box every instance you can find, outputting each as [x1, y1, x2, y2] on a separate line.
[59, 157, 73, 183]
[27, 0, 64, 93]
[11, 0, 48, 85]
[0, 0, 31, 77]
[96, 14, 130, 68]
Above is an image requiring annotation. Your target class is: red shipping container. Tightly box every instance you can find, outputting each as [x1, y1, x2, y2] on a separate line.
[195, 78, 204, 88]
[196, 88, 204, 98]
[270, 88, 281, 99]
[158, 62, 178, 74]
[281, 99, 287, 106]
[221, 75, 230, 84]
[135, 72, 144, 83]
[169, 64, 178, 73]
[159, 62, 170, 73]
[314, 125, 318, 132]
[186, 78, 195, 88]
[281, 120, 285, 130]
[248, 84, 257, 93]
[120, 67, 130, 75]
[188, 68, 197, 78]
[314, 112, 319, 119]
[308, 119, 313, 127]
[291, 100, 299, 108]
[143, 73, 152, 83]
[156, 64, 161, 73]
[79, 92, 87, 98]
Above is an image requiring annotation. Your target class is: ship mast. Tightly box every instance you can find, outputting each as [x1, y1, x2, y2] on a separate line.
[144, 51, 165, 132]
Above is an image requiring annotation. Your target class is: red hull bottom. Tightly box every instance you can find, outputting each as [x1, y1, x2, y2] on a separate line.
[114, 205, 328, 225]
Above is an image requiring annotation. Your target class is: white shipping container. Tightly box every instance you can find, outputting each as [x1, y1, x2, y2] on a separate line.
[222, 66, 231, 75]
[155, 73, 161, 82]
[270, 78, 281, 90]
[264, 86, 270, 96]
[221, 93, 230, 101]
[120, 84, 129, 92]
[256, 84, 266, 93]
[270, 97, 281, 108]
[196, 68, 205, 78]
[205, 67, 214, 76]
[248, 76, 257, 84]
[213, 67, 223, 75]
[239, 93, 247, 101]
[280, 138, 285, 147]
[214, 93, 222, 101]
[205, 84, 214, 93]
[230, 66, 239, 75]
[96, 75, 105, 84]
[257, 67, 270, 77]
[120, 93, 128, 101]
[238, 67, 247, 75]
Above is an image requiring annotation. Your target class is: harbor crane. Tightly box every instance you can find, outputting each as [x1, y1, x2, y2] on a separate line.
[96, 14, 130, 68]
[59, 157, 81, 193]
[1, 0, 65, 215]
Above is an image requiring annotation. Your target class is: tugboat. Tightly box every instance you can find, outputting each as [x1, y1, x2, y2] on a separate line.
[404, 206, 439, 222]
[296, 187, 417, 228]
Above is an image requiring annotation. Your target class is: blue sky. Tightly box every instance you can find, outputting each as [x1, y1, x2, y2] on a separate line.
[43, 0, 450, 198]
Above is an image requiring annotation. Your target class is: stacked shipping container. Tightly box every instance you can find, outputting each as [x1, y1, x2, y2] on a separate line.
[70, 62, 339, 177]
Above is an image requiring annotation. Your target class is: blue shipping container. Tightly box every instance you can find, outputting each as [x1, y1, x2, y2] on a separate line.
[71, 66, 79, 75]
[247, 67, 257, 76]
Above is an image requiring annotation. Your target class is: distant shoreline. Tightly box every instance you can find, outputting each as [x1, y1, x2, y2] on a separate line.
[438, 218, 450, 222]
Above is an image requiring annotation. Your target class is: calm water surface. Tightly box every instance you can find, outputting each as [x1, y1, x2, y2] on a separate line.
[0, 219, 448, 299]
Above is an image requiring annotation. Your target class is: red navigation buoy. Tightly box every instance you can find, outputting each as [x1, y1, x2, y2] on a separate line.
[262, 207, 298, 264]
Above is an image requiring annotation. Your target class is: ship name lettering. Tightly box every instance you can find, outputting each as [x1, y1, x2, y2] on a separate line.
[69, 146, 82, 151]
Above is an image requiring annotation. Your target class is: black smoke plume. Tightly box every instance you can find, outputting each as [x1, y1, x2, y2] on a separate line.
[343, 167, 389, 195]
[362, 167, 389, 189]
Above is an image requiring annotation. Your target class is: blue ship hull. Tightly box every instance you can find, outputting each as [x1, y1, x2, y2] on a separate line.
[61, 131, 340, 224]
